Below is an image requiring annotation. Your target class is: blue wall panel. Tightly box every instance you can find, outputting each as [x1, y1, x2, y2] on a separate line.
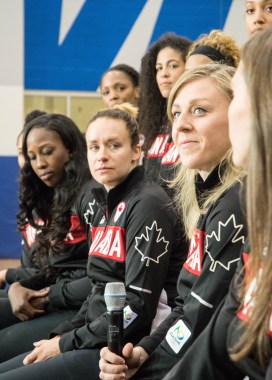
[0, 157, 21, 258]
[25, 0, 232, 91]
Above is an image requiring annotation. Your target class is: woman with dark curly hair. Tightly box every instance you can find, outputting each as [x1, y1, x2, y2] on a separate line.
[138, 33, 192, 191]
[0, 113, 92, 362]
[0, 110, 47, 290]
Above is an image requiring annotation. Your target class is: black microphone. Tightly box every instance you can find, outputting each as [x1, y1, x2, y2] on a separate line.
[104, 282, 126, 356]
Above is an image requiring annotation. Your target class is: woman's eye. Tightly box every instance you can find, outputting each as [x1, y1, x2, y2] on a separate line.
[246, 8, 254, 15]
[109, 143, 119, 149]
[89, 145, 99, 152]
[169, 64, 178, 69]
[43, 150, 53, 156]
[156, 66, 162, 72]
[194, 107, 206, 115]
[117, 86, 125, 92]
[28, 155, 35, 161]
[266, 5, 272, 12]
[102, 91, 109, 96]
[173, 111, 181, 120]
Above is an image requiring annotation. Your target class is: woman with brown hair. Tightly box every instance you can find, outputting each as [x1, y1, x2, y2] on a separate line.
[99, 64, 247, 380]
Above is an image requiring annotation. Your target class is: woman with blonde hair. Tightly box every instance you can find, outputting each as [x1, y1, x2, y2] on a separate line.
[186, 29, 240, 69]
[164, 28, 272, 380]
[99, 63, 247, 380]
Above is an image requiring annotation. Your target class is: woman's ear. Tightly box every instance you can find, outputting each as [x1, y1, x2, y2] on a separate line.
[132, 144, 141, 163]
[135, 86, 140, 101]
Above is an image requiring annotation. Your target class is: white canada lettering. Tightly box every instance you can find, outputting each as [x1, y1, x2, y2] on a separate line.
[23, 219, 43, 247]
[90, 230, 104, 251]
[24, 225, 37, 247]
[161, 143, 179, 165]
[89, 226, 125, 262]
[94, 229, 113, 254]
[183, 229, 205, 276]
[147, 134, 169, 157]
[108, 230, 122, 257]
[64, 232, 74, 242]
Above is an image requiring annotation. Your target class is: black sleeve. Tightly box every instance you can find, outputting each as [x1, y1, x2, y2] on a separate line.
[48, 276, 92, 309]
[6, 267, 40, 284]
[50, 298, 89, 337]
[163, 258, 246, 380]
[19, 272, 50, 290]
[137, 307, 183, 354]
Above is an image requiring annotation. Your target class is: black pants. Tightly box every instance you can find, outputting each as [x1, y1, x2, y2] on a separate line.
[0, 297, 78, 363]
[0, 349, 100, 379]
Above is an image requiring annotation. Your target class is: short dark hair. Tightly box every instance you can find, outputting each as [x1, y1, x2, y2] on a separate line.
[100, 64, 139, 88]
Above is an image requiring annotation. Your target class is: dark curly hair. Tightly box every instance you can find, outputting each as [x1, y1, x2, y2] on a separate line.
[17, 113, 90, 279]
[138, 33, 192, 150]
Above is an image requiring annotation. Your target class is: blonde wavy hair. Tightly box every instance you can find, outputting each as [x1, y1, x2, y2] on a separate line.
[167, 64, 244, 238]
[187, 29, 241, 68]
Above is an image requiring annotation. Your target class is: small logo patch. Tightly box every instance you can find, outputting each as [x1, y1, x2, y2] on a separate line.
[166, 320, 191, 354]
[114, 202, 126, 223]
[123, 305, 137, 328]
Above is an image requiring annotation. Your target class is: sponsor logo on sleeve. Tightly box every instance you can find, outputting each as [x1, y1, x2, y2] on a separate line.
[123, 305, 138, 328]
[166, 319, 191, 354]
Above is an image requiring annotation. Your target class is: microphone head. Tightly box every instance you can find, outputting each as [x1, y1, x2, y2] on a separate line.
[104, 282, 126, 311]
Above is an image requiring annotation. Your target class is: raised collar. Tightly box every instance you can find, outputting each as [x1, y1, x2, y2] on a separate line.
[92, 166, 145, 215]
[195, 164, 225, 205]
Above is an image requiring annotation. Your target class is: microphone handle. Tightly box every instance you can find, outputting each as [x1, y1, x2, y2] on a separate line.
[107, 310, 124, 356]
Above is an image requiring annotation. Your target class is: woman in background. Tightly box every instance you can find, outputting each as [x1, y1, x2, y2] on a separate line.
[138, 32, 192, 189]
[245, 0, 272, 38]
[99, 64, 140, 108]
[185, 29, 240, 69]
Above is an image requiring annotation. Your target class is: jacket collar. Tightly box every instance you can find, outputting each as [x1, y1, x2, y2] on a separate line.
[195, 163, 225, 205]
[92, 166, 144, 216]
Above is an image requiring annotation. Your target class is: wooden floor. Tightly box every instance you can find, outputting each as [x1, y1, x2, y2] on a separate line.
[0, 259, 20, 270]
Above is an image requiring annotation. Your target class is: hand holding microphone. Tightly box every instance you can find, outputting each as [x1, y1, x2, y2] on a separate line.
[104, 282, 126, 356]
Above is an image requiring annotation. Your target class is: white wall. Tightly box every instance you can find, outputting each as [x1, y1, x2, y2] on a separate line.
[223, 0, 248, 45]
[0, 0, 24, 156]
